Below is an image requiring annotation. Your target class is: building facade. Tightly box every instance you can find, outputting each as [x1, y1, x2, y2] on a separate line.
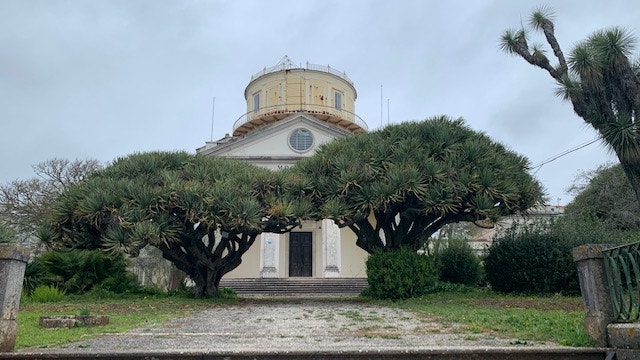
[197, 57, 369, 278]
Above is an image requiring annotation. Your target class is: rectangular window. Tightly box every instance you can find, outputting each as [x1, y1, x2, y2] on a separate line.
[334, 91, 343, 110]
[253, 93, 260, 113]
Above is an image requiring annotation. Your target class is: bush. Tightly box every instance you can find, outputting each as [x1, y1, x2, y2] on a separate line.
[23, 260, 47, 295]
[484, 227, 578, 294]
[29, 285, 65, 302]
[365, 247, 438, 300]
[32, 249, 138, 295]
[96, 271, 140, 294]
[438, 239, 482, 286]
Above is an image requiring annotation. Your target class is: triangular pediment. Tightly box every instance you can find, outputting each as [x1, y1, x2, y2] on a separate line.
[197, 113, 351, 160]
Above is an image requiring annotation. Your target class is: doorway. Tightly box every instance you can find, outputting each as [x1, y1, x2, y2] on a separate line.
[289, 232, 312, 277]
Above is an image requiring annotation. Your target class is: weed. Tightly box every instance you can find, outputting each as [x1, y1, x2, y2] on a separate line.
[29, 285, 65, 303]
[78, 307, 91, 316]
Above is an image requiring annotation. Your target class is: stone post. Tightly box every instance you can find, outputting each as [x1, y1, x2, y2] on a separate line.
[0, 244, 29, 352]
[322, 219, 341, 277]
[260, 233, 279, 278]
[572, 244, 615, 347]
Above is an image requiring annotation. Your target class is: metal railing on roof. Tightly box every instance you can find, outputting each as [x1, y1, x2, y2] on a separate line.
[250, 61, 354, 86]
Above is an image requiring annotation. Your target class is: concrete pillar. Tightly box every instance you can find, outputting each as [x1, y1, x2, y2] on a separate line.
[0, 244, 29, 352]
[260, 233, 279, 278]
[322, 219, 341, 277]
[572, 244, 615, 347]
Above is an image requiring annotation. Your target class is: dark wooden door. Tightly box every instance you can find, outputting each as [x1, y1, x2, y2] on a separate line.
[289, 232, 312, 277]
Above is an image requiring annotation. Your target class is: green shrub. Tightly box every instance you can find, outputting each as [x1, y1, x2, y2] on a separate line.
[97, 271, 140, 294]
[365, 247, 438, 300]
[29, 285, 65, 302]
[33, 249, 137, 294]
[484, 228, 578, 294]
[216, 287, 238, 299]
[438, 239, 482, 286]
[23, 259, 47, 295]
[83, 287, 117, 300]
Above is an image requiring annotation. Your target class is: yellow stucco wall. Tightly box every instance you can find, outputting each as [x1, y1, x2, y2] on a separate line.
[224, 236, 262, 278]
[339, 227, 369, 277]
[245, 69, 356, 118]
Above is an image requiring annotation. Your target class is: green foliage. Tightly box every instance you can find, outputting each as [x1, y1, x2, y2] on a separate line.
[32, 249, 137, 295]
[501, 8, 640, 203]
[42, 151, 311, 297]
[94, 270, 140, 294]
[0, 221, 17, 243]
[397, 290, 592, 347]
[29, 285, 65, 303]
[484, 223, 578, 294]
[294, 116, 542, 254]
[23, 260, 46, 295]
[563, 164, 640, 235]
[216, 287, 238, 299]
[365, 247, 438, 300]
[437, 239, 483, 286]
[78, 306, 91, 316]
[0, 159, 101, 242]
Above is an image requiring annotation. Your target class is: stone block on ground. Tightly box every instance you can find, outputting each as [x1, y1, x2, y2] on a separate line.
[39, 315, 110, 329]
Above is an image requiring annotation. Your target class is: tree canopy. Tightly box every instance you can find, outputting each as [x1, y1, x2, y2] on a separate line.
[564, 163, 640, 232]
[41, 151, 311, 297]
[292, 116, 542, 253]
[500, 7, 640, 203]
[0, 158, 101, 243]
[0, 220, 17, 243]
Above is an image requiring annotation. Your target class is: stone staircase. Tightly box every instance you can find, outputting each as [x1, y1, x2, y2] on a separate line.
[219, 277, 368, 296]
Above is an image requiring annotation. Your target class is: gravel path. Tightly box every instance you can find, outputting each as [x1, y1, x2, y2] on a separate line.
[22, 298, 561, 353]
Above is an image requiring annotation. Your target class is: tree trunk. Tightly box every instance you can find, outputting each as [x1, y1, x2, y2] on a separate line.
[191, 265, 221, 297]
[619, 162, 640, 205]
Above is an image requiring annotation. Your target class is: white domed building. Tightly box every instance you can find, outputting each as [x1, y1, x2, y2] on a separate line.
[197, 57, 369, 279]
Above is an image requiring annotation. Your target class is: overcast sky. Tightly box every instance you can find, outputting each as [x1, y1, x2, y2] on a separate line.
[1, 1, 638, 205]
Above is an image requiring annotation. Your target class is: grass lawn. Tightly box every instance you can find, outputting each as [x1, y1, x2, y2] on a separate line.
[393, 289, 592, 347]
[16, 294, 236, 350]
[15, 289, 592, 350]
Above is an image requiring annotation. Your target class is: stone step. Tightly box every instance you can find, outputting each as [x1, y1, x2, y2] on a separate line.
[219, 277, 368, 295]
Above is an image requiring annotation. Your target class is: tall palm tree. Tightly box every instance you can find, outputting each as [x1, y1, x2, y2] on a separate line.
[500, 7, 640, 203]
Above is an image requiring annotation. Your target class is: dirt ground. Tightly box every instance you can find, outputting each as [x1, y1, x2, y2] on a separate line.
[21, 298, 571, 353]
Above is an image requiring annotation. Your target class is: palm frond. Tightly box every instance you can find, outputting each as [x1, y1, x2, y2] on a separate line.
[529, 6, 555, 31]
[554, 74, 582, 100]
[590, 27, 637, 65]
[499, 29, 525, 55]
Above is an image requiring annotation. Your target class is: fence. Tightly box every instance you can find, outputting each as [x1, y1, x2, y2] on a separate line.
[603, 241, 640, 321]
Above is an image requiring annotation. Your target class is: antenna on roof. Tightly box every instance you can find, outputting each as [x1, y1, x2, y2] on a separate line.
[210, 96, 216, 141]
[380, 84, 383, 127]
[387, 98, 390, 125]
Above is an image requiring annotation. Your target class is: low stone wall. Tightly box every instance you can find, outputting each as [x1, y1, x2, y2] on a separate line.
[129, 246, 185, 291]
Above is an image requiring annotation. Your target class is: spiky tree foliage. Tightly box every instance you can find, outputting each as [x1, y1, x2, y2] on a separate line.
[41, 152, 311, 297]
[292, 116, 542, 253]
[501, 7, 640, 202]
